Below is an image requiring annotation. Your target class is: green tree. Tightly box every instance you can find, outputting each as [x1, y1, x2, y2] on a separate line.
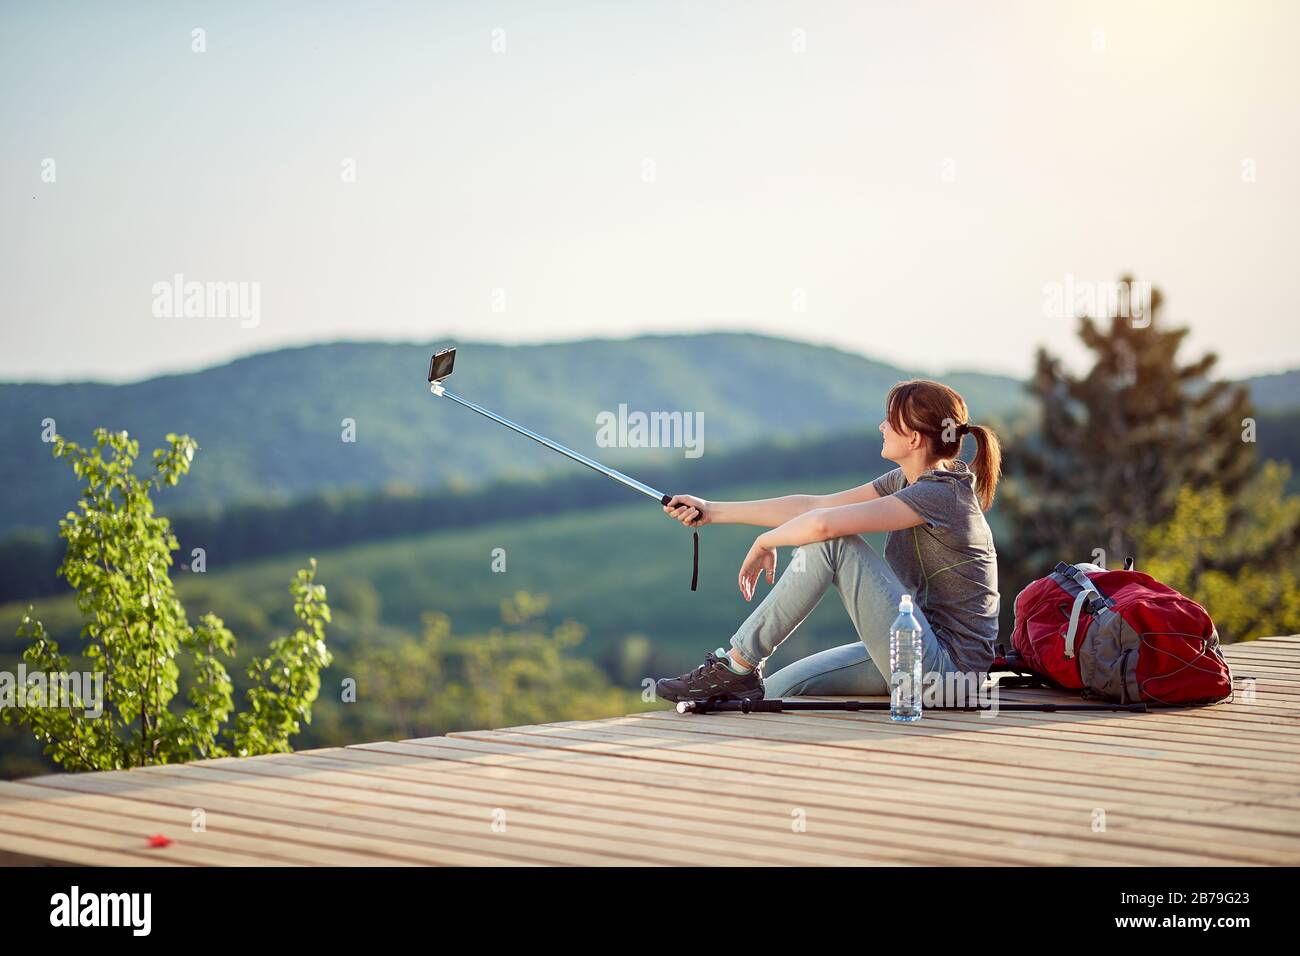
[998, 276, 1300, 644]
[347, 591, 642, 741]
[1, 429, 332, 770]
[1002, 277, 1253, 575]
[1139, 462, 1300, 641]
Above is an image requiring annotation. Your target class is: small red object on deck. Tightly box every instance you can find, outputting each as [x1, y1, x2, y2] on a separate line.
[146, 834, 174, 848]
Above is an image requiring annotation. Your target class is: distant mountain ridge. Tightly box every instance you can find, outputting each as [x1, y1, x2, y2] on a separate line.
[0, 332, 1291, 537]
[1246, 370, 1300, 412]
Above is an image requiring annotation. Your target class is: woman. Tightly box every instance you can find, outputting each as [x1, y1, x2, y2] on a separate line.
[654, 379, 1002, 703]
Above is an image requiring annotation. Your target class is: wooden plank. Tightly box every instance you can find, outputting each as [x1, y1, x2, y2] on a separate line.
[457, 719, 1300, 826]
[331, 740, 1300, 863]
[414, 725, 1276, 810]
[125, 759, 673, 867]
[125, 759, 984, 867]
[255, 747, 1263, 865]
[1221, 644, 1300, 658]
[137, 754, 987, 868]
[1220, 658, 1300, 673]
[28, 763, 843, 867]
[912, 707, 1300, 745]
[1224, 654, 1300, 664]
[566, 706, 1300, 779]
[0, 807, 294, 867]
[4, 776, 550, 868]
[0, 828, 191, 867]
[126, 764, 925, 867]
[364, 734, 1237, 815]
[1132, 797, 1300, 834]
[547, 712, 1300, 789]
[423, 728, 1289, 858]
[723, 707, 1300, 761]
[0, 781, 420, 867]
[957, 682, 1298, 717]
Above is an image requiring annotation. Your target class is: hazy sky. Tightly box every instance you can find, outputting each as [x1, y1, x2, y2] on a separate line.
[3, 0, 1297, 383]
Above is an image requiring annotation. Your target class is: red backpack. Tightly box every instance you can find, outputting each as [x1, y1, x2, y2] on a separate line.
[1005, 561, 1233, 706]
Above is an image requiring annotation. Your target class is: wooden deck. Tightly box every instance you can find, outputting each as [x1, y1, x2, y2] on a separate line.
[2, 635, 1298, 866]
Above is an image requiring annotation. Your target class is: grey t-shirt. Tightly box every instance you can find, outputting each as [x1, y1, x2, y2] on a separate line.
[871, 460, 1000, 673]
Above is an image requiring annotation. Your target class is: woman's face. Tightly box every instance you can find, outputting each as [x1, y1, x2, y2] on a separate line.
[879, 415, 917, 463]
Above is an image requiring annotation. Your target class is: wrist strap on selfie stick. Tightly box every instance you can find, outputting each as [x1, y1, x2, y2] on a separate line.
[658, 494, 699, 591]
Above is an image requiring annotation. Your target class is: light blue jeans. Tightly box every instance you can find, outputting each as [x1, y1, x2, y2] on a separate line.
[731, 534, 958, 697]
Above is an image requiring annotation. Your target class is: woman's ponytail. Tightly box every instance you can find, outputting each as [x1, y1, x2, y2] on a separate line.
[967, 423, 1002, 512]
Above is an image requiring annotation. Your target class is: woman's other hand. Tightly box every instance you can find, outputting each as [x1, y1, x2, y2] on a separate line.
[738, 538, 777, 601]
[664, 494, 709, 527]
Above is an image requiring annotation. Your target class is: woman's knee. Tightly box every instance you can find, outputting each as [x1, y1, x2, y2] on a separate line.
[796, 534, 862, 569]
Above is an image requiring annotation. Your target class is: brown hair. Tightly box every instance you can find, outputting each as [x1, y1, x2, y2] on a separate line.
[885, 379, 1002, 511]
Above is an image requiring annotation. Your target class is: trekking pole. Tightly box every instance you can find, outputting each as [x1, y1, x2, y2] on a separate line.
[676, 698, 1148, 714]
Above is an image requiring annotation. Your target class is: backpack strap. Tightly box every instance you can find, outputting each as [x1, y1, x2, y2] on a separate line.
[1053, 563, 1113, 659]
[1064, 589, 1093, 659]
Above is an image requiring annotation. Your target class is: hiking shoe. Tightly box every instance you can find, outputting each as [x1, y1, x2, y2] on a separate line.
[655, 651, 765, 704]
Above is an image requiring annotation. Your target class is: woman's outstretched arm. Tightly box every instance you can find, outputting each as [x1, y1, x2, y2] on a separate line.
[664, 478, 885, 528]
[758, 497, 925, 547]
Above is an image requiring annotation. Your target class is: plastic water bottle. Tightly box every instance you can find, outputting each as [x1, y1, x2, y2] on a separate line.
[890, 594, 923, 722]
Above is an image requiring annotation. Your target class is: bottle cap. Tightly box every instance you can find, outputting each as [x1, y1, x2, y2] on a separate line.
[899, 594, 913, 612]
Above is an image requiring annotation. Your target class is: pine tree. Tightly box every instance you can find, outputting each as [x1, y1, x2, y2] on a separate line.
[1001, 276, 1254, 580]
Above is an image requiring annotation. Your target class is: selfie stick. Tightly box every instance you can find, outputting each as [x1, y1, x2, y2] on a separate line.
[427, 347, 699, 588]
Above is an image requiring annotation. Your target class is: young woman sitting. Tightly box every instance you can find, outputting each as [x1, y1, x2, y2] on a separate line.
[654, 379, 1002, 703]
